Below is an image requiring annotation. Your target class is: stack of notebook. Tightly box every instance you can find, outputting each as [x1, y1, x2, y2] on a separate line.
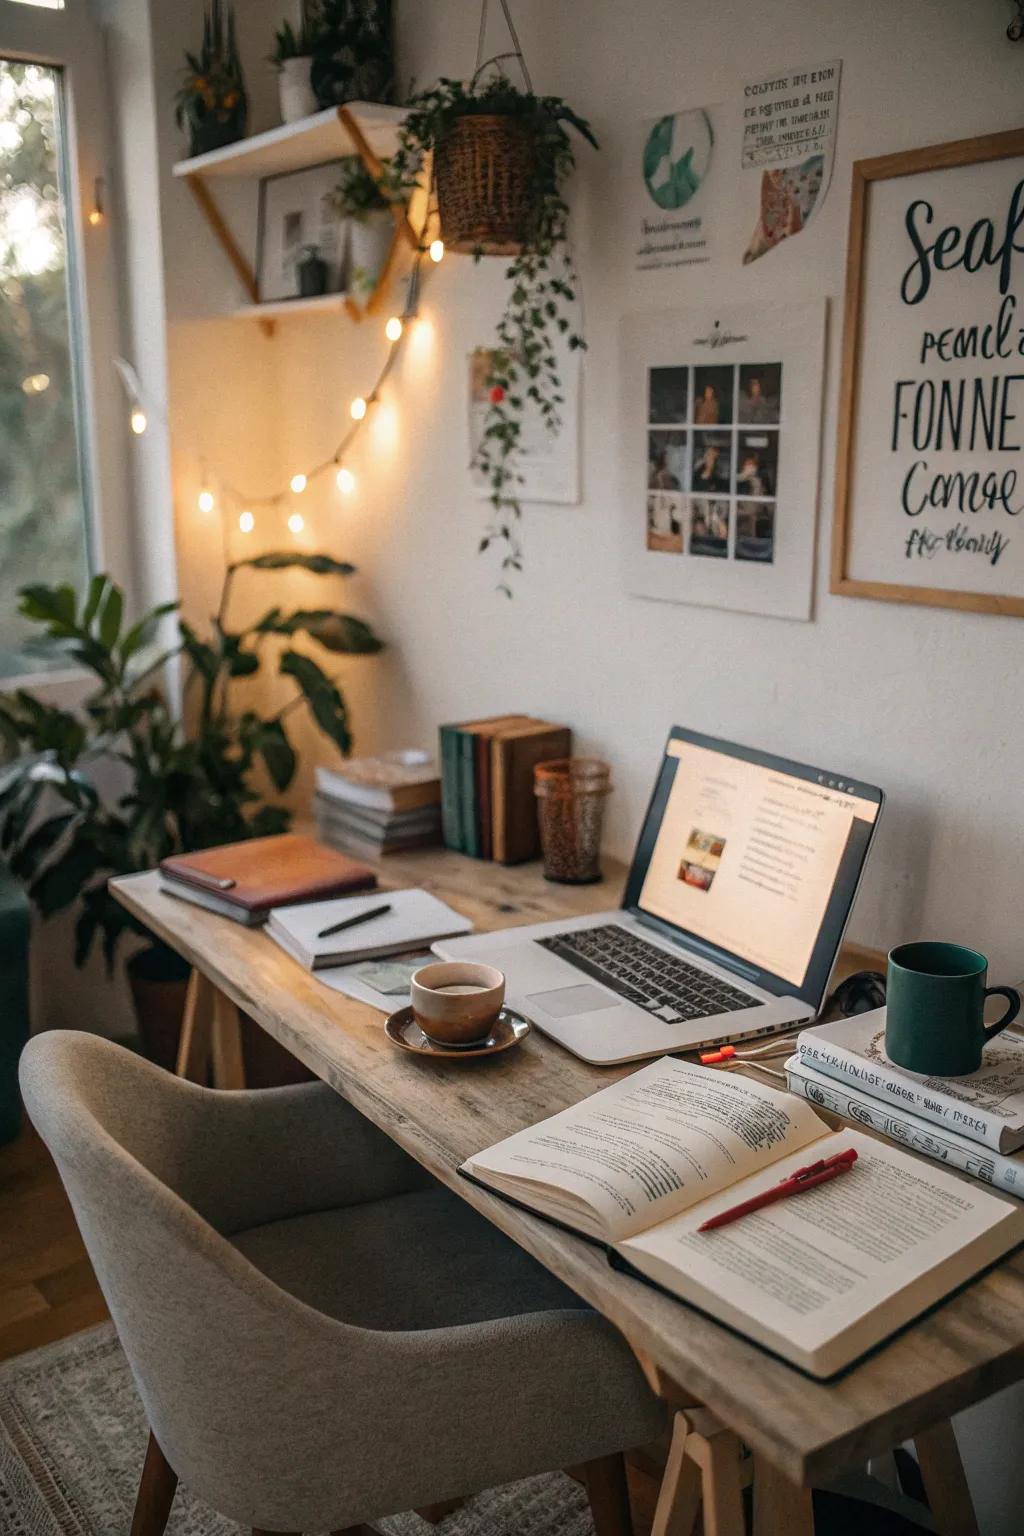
[314, 751, 442, 855]
[439, 714, 571, 863]
[787, 1006, 1024, 1197]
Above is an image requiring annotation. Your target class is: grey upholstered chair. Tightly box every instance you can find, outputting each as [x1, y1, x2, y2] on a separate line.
[21, 1031, 665, 1536]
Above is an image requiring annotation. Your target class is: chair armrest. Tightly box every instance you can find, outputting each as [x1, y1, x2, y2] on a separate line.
[169, 1078, 434, 1233]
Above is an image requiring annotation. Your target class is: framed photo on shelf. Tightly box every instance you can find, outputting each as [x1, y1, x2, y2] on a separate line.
[620, 300, 825, 621]
[256, 160, 345, 302]
[831, 128, 1024, 617]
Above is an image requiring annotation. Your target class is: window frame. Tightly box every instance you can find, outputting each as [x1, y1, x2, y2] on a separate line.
[0, 0, 134, 696]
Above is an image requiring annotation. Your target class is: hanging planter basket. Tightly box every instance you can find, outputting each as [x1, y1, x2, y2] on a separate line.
[434, 113, 538, 255]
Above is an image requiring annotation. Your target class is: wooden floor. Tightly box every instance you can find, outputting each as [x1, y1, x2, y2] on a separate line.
[0, 1118, 108, 1363]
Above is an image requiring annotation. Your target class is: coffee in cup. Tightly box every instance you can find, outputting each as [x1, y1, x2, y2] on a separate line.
[410, 962, 505, 1047]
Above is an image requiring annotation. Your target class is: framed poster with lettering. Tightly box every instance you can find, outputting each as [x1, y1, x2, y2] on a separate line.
[621, 300, 825, 621]
[831, 128, 1024, 616]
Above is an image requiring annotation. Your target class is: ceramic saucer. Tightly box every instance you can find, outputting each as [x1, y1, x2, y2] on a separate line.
[384, 1006, 531, 1058]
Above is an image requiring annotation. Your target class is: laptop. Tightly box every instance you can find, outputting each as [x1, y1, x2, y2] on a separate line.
[435, 727, 883, 1064]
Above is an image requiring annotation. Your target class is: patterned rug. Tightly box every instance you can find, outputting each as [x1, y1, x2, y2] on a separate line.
[0, 1323, 595, 1535]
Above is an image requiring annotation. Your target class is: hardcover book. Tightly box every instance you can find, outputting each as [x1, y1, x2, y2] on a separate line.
[159, 834, 376, 925]
[461, 1057, 1024, 1377]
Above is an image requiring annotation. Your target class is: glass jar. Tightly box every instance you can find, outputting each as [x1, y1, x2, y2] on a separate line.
[533, 758, 612, 884]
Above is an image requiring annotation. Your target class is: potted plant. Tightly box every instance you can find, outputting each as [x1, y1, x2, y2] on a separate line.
[175, 0, 248, 157]
[269, 4, 319, 125]
[335, 157, 393, 294]
[0, 554, 383, 1066]
[392, 73, 597, 591]
[309, 0, 394, 109]
[298, 242, 329, 296]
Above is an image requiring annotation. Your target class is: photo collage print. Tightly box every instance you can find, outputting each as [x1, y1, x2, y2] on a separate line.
[646, 361, 781, 562]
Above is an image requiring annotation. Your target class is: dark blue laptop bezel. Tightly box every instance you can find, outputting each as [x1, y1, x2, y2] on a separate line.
[620, 726, 884, 1011]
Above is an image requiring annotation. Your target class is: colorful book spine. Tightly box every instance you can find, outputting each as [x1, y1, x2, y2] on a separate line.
[458, 728, 481, 857]
[439, 725, 463, 852]
[785, 1056, 1024, 1199]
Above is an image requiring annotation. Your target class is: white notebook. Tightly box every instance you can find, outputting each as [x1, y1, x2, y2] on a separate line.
[267, 888, 473, 970]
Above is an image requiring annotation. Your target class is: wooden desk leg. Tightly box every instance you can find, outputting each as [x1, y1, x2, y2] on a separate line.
[914, 1420, 980, 1536]
[650, 1413, 702, 1536]
[753, 1455, 814, 1536]
[210, 989, 246, 1090]
[175, 970, 214, 1082]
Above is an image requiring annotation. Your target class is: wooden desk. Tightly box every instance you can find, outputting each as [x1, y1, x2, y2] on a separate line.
[112, 852, 1003, 1534]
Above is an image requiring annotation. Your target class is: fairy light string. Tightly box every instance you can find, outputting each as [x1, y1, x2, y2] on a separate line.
[118, 239, 439, 539]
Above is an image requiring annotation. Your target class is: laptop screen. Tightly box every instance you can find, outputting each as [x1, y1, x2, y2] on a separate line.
[625, 731, 882, 1004]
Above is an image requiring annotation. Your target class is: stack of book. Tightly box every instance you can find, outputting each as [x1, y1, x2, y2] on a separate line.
[314, 751, 442, 856]
[438, 714, 571, 863]
[787, 1006, 1024, 1197]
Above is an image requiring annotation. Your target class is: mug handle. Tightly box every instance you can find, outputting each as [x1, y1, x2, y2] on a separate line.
[983, 987, 1022, 1043]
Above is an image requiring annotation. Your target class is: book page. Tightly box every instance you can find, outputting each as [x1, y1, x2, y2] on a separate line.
[621, 1128, 1021, 1365]
[463, 1057, 827, 1242]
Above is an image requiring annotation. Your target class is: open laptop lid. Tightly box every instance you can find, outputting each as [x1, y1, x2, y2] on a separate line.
[621, 727, 884, 1011]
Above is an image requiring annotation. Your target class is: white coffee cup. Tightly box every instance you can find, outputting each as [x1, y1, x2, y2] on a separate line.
[410, 961, 505, 1047]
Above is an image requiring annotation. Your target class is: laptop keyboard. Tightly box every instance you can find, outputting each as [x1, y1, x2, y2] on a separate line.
[536, 923, 759, 1023]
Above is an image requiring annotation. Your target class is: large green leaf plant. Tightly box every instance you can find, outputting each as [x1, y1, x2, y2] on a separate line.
[0, 554, 383, 970]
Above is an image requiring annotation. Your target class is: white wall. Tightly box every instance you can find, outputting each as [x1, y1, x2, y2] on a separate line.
[251, 0, 1024, 981]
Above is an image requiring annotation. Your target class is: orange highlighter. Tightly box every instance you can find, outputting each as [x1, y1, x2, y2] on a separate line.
[698, 1148, 859, 1233]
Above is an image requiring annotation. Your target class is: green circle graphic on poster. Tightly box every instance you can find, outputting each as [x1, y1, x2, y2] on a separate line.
[643, 110, 714, 210]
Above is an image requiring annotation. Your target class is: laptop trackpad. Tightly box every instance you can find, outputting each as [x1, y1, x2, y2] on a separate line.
[528, 984, 620, 1018]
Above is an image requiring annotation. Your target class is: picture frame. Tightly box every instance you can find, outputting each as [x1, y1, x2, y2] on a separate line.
[831, 128, 1024, 617]
[256, 159, 346, 302]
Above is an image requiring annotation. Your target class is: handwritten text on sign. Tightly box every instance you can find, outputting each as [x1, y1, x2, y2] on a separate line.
[892, 175, 1024, 570]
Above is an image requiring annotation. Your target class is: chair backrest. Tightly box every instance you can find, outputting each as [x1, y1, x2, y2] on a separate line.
[19, 1030, 368, 1526]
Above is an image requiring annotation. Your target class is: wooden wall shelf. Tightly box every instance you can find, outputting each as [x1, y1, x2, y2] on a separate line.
[174, 102, 416, 336]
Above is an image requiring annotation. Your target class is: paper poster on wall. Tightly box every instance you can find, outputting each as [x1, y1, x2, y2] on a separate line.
[468, 343, 580, 506]
[832, 129, 1024, 617]
[634, 108, 720, 272]
[740, 59, 841, 264]
[621, 301, 825, 621]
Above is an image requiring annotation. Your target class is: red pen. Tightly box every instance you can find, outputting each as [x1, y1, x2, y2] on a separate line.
[698, 1148, 859, 1233]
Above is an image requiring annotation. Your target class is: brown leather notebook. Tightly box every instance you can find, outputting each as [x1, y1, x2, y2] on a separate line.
[491, 722, 572, 864]
[159, 834, 376, 924]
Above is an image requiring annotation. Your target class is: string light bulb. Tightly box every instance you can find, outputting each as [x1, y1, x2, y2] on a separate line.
[385, 315, 403, 343]
[88, 207, 103, 227]
[288, 511, 304, 534]
[197, 488, 215, 514]
[238, 510, 255, 533]
[350, 396, 367, 421]
[289, 472, 307, 494]
[336, 465, 355, 494]
[429, 238, 444, 263]
[129, 408, 147, 435]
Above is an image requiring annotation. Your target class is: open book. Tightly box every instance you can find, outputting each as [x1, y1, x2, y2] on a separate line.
[461, 1059, 1024, 1377]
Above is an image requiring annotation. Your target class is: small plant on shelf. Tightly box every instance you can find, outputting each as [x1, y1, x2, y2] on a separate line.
[268, 7, 318, 69]
[309, 0, 394, 109]
[335, 156, 392, 220]
[392, 73, 597, 594]
[175, 0, 248, 157]
[0, 555, 383, 978]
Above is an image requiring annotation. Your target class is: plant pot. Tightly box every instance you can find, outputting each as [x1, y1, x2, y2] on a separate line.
[346, 210, 393, 295]
[434, 113, 537, 255]
[126, 943, 192, 1072]
[278, 56, 317, 125]
[298, 253, 328, 296]
[188, 112, 247, 157]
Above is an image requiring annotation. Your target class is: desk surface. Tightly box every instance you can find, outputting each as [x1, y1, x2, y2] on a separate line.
[113, 851, 1024, 1486]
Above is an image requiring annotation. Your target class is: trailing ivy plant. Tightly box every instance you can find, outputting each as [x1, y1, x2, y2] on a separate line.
[392, 75, 597, 594]
[0, 555, 383, 971]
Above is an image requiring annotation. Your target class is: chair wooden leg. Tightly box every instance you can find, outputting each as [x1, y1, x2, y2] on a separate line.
[914, 1419, 980, 1536]
[582, 1451, 634, 1536]
[415, 1500, 465, 1523]
[130, 1432, 178, 1536]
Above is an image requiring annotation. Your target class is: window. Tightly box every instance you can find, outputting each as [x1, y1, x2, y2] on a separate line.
[0, 56, 90, 677]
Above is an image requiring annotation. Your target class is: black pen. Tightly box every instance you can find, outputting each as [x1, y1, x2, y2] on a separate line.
[317, 901, 393, 940]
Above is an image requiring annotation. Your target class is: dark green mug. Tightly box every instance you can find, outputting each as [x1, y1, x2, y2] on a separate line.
[886, 941, 1021, 1076]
